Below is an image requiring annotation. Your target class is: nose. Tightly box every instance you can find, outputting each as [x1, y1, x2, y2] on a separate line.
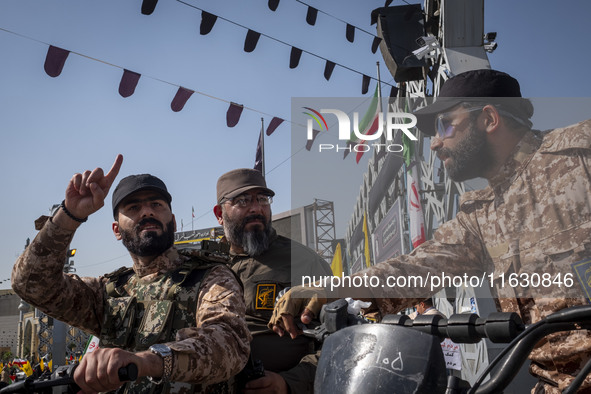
[138, 202, 156, 217]
[430, 136, 443, 151]
[247, 200, 265, 214]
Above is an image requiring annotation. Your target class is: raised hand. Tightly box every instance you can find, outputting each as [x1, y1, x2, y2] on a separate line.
[63, 154, 123, 221]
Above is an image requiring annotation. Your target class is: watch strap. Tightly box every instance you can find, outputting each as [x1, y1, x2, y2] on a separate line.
[148, 345, 173, 384]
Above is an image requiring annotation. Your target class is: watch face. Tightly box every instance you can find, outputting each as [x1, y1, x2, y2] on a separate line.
[150, 344, 172, 357]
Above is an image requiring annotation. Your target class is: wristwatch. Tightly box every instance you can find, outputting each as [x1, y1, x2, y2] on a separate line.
[148, 344, 173, 384]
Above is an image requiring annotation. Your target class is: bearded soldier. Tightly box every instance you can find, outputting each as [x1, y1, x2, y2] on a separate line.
[270, 70, 591, 393]
[213, 169, 333, 393]
[12, 154, 250, 393]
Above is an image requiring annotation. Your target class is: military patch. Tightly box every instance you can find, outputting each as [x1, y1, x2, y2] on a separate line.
[572, 258, 591, 304]
[256, 284, 276, 310]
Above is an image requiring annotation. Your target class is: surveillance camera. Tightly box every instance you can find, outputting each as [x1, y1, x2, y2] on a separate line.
[412, 35, 440, 60]
[415, 35, 438, 47]
[484, 42, 498, 53]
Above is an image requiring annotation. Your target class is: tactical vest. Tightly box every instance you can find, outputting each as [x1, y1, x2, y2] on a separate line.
[101, 258, 231, 394]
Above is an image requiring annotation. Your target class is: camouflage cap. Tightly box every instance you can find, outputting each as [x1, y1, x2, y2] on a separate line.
[216, 169, 274, 204]
[112, 174, 172, 217]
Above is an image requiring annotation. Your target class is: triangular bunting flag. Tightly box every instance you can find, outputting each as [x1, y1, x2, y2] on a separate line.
[290, 47, 303, 69]
[244, 30, 261, 53]
[390, 85, 399, 98]
[346, 24, 355, 43]
[268, 0, 280, 11]
[361, 74, 371, 94]
[171, 87, 194, 112]
[324, 60, 336, 81]
[200, 11, 217, 35]
[227, 102, 244, 127]
[141, 0, 158, 15]
[119, 69, 141, 98]
[371, 36, 382, 54]
[306, 6, 318, 26]
[44, 46, 70, 78]
[266, 117, 284, 136]
[305, 129, 321, 151]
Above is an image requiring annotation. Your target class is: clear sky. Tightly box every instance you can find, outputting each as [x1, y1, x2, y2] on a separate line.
[1, 0, 590, 289]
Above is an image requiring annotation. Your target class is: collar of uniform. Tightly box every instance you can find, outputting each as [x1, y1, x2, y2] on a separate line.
[487, 131, 542, 192]
[229, 229, 278, 260]
[133, 247, 183, 278]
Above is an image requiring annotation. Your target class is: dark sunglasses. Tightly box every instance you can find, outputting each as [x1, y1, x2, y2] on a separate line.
[434, 106, 484, 140]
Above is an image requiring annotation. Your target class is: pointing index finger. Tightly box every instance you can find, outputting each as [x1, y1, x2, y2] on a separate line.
[104, 154, 123, 188]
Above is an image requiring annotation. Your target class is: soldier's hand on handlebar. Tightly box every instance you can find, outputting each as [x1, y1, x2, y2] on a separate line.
[268, 286, 326, 339]
[74, 347, 143, 393]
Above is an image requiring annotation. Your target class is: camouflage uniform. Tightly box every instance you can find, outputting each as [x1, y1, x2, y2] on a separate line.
[272, 120, 591, 392]
[358, 120, 591, 393]
[12, 216, 251, 393]
[229, 230, 332, 393]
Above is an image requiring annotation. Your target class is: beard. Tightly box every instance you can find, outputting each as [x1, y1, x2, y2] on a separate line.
[119, 217, 175, 257]
[438, 121, 492, 182]
[222, 212, 272, 256]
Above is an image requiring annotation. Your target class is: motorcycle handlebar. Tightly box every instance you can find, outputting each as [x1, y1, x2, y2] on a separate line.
[0, 363, 138, 394]
[309, 300, 591, 394]
[381, 311, 525, 344]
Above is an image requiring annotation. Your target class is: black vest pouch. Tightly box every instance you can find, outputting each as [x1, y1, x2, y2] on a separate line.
[101, 296, 137, 348]
[135, 300, 175, 350]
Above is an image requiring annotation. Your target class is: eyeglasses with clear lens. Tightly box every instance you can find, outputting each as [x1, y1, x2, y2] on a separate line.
[227, 194, 273, 208]
[435, 106, 484, 140]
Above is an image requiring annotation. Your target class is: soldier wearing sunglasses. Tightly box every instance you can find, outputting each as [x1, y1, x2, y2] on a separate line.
[270, 69, 591, 393]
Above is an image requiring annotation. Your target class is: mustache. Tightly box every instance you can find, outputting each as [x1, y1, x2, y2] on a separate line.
[437, 148, 452, 161]
[135, 218, 163, 231]
[242, 214, 267, 226]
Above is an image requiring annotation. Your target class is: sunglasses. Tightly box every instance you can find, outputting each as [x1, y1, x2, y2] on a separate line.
[434, 106, 484, 140]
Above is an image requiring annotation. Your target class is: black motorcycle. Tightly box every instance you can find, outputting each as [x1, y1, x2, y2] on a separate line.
[307, 299, 591, 394]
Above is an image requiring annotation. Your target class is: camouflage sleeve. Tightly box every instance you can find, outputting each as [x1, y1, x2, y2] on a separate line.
[268, 221, 486, 329]
[166, 264, 251, 385]
[360, 210, 488, 316]
[11, 216, 105, 335]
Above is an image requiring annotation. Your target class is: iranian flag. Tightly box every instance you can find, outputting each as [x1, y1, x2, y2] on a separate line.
[407, 163, 426, 248]
[343, 84, 380, 163]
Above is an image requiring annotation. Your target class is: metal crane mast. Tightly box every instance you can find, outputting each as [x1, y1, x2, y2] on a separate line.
[357, 0, 501, 385]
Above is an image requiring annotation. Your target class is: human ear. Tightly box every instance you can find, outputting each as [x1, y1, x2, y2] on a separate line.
[482, 105, 501, 133]
[112, 221, 122, 240]
[213, 205, 224, 225]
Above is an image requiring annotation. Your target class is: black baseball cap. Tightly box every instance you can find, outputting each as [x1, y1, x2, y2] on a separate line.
[216, 169, 275, 204]
[112, 174, 172, 217]
[414, 69, 533, 135]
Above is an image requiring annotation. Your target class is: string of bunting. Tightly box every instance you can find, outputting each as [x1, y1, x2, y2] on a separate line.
[0, 26, 289, 135]
[293, 0, 382, 50]
[2, 23, 398, 141]
[2, 25, 400, 177]
[175, 0, 396, 94]
[140, 0, 386, 58]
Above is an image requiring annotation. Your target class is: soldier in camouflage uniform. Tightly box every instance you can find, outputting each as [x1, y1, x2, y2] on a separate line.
[269, 70, 591, 393]
[12, 155, 251, 393]
[213, 169, 333, 393]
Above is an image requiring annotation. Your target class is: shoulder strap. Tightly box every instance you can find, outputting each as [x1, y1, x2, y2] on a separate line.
[104, 267, 135, 298]
[166, 260, 217, 300]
